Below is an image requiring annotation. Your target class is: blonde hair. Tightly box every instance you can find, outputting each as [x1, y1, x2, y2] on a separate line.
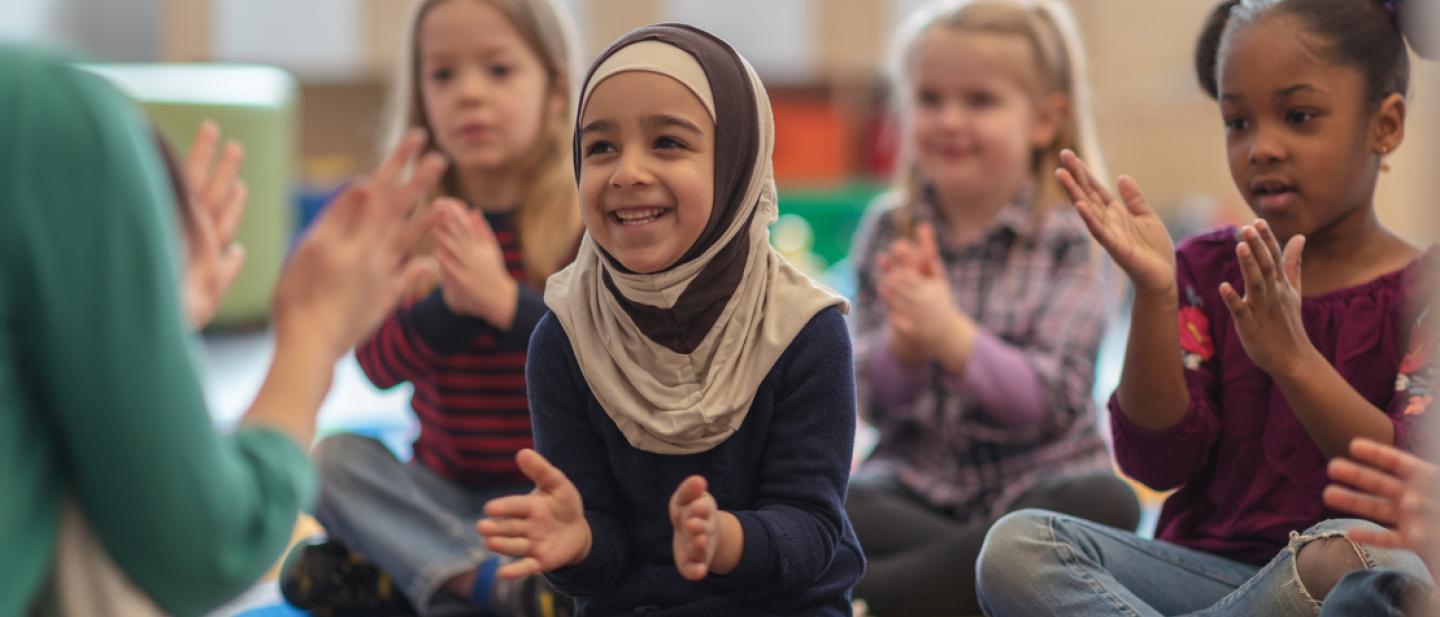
[888, 0, 1106, 237]
[384, 0, 582, 289]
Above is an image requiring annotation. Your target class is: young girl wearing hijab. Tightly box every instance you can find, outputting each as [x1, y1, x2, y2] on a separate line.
[475, 23, 865, 617]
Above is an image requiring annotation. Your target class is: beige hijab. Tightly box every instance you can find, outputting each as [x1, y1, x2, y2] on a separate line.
[544, 24, 847, 455]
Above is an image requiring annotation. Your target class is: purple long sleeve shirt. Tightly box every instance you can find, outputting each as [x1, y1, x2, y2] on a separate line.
[851, 189, 1113, 526]
[1113, 228, 1436, 565]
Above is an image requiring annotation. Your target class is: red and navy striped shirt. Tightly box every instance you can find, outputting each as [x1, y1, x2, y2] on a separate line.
[356, 211, 548, 487]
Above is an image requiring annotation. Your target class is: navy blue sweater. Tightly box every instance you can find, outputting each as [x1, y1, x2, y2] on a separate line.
[526, 306, 864, 616]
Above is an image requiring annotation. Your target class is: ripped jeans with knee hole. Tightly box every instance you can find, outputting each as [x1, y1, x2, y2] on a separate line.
[976, 510, 1434, 617]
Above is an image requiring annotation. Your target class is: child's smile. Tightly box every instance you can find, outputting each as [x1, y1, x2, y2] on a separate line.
[609, 205, 673, 227]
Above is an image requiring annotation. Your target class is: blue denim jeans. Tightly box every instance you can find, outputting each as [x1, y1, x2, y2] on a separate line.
[977, 509, 1432, 617]
[1320, 569, 1434, 617]
[310, 433, 528, 617]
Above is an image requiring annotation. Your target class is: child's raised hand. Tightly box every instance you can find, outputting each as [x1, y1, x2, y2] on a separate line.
[876, 224, 974, 372]
[1057, 150, 1176, 302]
[1324, 437, 1440, 575]
[433, 199, 519, 327]
[478, 448, 592, 579]
[670, 475, 721, 581]
[180, 120, 249, 329]
[271, 129, 447, 359]
[1217, 221, 1311, 378]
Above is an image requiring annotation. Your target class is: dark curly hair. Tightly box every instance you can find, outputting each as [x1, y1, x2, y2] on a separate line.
[1194, 0, 1433, 107]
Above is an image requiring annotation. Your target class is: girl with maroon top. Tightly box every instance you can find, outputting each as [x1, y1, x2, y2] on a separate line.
[977, 1, 1437, 615]
[281, 1, 582, 616]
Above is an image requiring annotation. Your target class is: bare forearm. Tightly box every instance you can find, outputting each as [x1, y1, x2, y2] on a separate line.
[1117, 292, 1191, 430]
[238, 335, 335, 448]
[1274, 349, 1396, 458]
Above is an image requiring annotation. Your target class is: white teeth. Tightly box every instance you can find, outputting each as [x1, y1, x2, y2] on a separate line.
[612, 208, 667, 224]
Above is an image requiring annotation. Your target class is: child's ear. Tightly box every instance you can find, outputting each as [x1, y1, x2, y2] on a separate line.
[1030, 92, 1068, 149]
[1369, 92, 1406, 158]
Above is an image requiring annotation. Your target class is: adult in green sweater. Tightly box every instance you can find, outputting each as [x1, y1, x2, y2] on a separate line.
[0, 45, 448, 616]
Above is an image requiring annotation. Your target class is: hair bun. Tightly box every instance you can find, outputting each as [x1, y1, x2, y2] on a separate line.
[1194, 0, 1242, 99]
[1395, 0, 1439, 59]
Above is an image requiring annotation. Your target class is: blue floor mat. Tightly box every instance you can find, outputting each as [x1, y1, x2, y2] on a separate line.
[234, 605, 308, 617]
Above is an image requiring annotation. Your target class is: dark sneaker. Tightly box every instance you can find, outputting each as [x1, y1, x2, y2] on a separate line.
[278, 537, 416, 616]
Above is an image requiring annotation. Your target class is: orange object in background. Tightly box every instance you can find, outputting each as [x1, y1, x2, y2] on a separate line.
[771, 96, 853, 185]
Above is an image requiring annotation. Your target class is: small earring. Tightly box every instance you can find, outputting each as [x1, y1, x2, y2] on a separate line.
[1380, 147, 1392, 173]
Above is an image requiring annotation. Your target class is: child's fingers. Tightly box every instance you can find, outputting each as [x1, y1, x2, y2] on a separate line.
[483, 536, 532, 558]
[496, 557, 544, 580]
[446, 212, 473, 240]
[437, 254, 467, 288]
[1235, 242, 1266, 304]
[433, 196, 467, 219]
[1256, 220, 1284, 266]
[468, 208, 498, 246]
[1064, 149, 1114, 206]
[1328, 456, 1408, 500]
[1057, 150, 1099, 204]
[483, 494, 538, 520]
[1322, 484, 1398, 525]
[684, 515, 713, 539]
[1116, 176, 1153, 218]
[1241, 226, 1277, 285]
[685, 491, 716, 523]
[435, 228, 468, 263]
[689, 535, 709, 560]
[1069, 193, 1115, 249]
[1218, 282, 1248, 320]
[915, 223, 942, 277]
[1055, 168, 1090, 209]
[1346, 527, 1408, 550]
[1349, 437, 1432, 480]
[383, 257, 438, 311]
[679, 561, 708, 581]
[686, 537, 710, 566]
[516, 448, 575, 497]
[1281, 234, 1305, 292]
[479, 516, 533, 539]
[888, 240, 919, 270]
[670, 476, 709, 514]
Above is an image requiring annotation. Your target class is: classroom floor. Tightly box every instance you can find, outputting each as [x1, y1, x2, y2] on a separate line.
[195, 312, 1155, 616]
